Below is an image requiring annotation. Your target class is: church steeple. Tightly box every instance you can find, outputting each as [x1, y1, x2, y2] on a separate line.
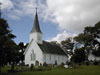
[30, 8, 42, 44]
[31, 8, 42, 33]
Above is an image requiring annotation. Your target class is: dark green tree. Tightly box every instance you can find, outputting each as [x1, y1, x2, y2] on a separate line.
[0, 18, 19, 71]
[74, 21, 100, 61]
[61, 37, 74, 56]
[18, 42, 26, 64]
[71, 47, 86, 64]
[74, 33, 92, 61]
[50, 41, 60, 46]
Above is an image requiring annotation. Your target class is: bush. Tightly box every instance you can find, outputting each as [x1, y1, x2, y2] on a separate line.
[94, 61, 99, 65]
[60, 62, 65, 67]
[30, 64, 34, 71]
[43, 62, 48, 67]
[47, 64, 53, 69]
[86, 61, 90, 66]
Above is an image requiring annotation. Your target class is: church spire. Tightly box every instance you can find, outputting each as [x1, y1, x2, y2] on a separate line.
[31, 8, 42, 33]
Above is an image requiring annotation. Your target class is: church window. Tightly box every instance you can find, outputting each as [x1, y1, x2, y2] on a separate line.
[30, 50, 36, 61]
[58, 56, 60, 60]
[44, 54, 46, 61]
[62, 56, 64, 61]
[32, 50, 36, 61]
[30, 54, 32, 61]
[54, 55, 55, 60]
[49, 54, 51, 61]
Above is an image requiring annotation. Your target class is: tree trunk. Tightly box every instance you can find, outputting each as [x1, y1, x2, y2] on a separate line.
[11, 63, 14, 71]
[0, 67, 1, 73]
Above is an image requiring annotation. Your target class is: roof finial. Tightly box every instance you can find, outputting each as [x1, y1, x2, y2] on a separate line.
[0, 2, 2, 18]
[35, 7, 38, 14]
[36, 7, 37, 12]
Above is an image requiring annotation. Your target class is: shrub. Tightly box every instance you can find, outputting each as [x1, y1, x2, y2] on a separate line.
[47, 64, 53, 69]
[86, 61, 90, 66]
[30, 64, 34, 71]
[43, 62, 48, 67]
[94, 61, 99, 65]
[60, 62, 65, 67]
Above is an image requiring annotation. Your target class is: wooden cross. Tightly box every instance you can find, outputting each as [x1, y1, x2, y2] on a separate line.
[35, 7, 38, 13]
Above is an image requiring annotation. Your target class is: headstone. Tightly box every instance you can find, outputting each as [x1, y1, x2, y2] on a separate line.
[35, 60, 39, 67]
[64, 65, 68, 68]
[55, 61, 57, 65]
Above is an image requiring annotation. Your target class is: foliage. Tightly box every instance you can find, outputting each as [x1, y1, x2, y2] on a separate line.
[93, 61, 99, 65]
[74, 21, 100, 60]
[0, 18, 19, 70]
[71, 47, 86, 64]
[92, 47, 100, 57]
[43, 62, 48, 67]
[50, 41, 60, 46]
[61, 37, 74, 56]
[18, 42, 27, 64]
[30, 64, 34, 71]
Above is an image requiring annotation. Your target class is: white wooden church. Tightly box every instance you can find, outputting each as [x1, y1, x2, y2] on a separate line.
[24, 10, 68, 66]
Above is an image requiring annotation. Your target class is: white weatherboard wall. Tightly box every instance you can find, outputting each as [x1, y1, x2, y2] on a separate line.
[30, 32, 42, 44]
[43, 53, 68, 65]
[25, 40, 43, 66]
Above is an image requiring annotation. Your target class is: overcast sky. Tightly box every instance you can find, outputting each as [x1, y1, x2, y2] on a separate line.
[1, 0, 100, 43]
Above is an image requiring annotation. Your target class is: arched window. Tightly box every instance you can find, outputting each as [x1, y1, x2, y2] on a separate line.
[30, 49, 36, 61]
[30, 54, 32, 61]
[49, 54, 51, 61]
[32, 50, 36, 60]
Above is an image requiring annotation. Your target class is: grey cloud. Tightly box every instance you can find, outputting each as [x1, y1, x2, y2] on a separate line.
[1, 0, 100, 41]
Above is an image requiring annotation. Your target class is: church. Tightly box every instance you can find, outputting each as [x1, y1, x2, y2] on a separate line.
[24, 10, 68, 66]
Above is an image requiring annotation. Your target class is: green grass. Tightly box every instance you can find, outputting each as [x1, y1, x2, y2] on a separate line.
[1, 65, 100, 75]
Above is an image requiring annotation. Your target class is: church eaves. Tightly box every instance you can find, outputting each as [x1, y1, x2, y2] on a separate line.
[31, 9, 42, 33]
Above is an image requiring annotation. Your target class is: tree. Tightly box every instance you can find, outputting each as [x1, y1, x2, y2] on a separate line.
[74, 33, 92, 61]
[61, 37, 74, 56]
[92, 46, 100, 57]
[50, 41, 60, 46]
[71, 47, 86, 64]
[0, 18, 19, 71]
[18, 42, 26, 64]
[90, 22, 100, 58]
[74, 21, 100, 61]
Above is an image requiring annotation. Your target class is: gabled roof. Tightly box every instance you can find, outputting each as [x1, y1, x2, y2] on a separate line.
[31, 10, 42, 33]
[38, 41, 67, 55]
[24, 39, 33, 55]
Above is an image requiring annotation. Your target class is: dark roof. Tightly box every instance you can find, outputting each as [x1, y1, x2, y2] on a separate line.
[31, 10, 42, 33]
[38, 41, 67, 55]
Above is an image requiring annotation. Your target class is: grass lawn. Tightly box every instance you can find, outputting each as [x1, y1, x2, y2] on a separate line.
[1, 65, 100, 75]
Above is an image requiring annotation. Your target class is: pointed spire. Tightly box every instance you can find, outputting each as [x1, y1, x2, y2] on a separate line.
[31, 8, 42, 33]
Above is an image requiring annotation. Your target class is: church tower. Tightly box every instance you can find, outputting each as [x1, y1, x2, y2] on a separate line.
[30, 9, 42, 44]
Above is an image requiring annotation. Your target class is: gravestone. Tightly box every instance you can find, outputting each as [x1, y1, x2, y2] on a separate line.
[35, 60, 39, 68]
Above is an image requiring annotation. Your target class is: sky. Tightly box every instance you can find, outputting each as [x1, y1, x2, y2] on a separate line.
[1, 0, 100, 44]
